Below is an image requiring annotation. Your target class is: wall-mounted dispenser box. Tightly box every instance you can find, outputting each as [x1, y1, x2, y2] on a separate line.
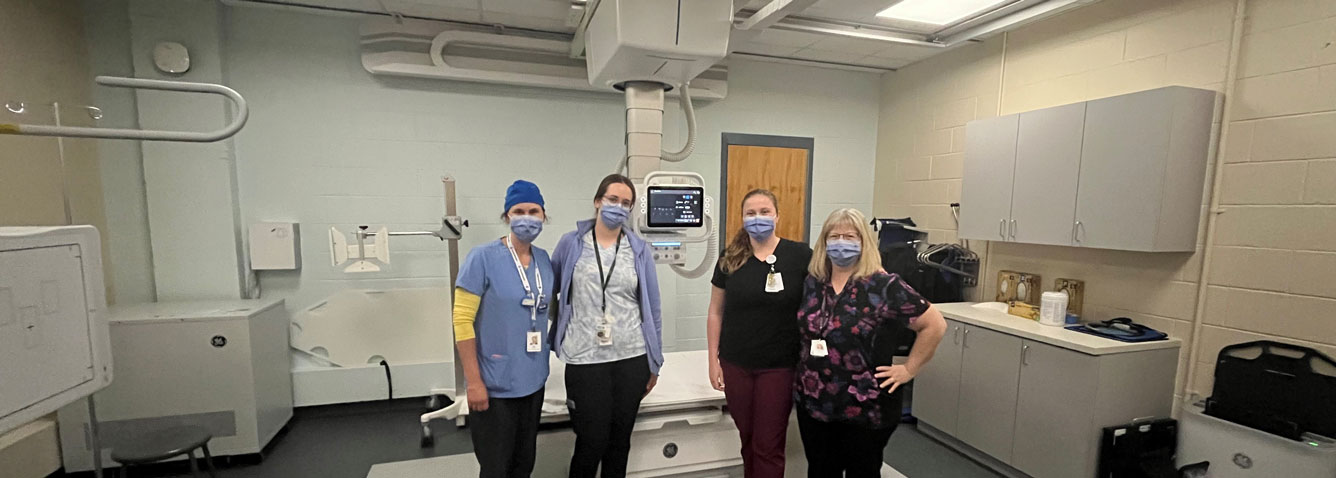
[249, 222, 301, 270]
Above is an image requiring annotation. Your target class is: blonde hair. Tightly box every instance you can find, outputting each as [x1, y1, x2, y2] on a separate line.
[808, 208, 882, 281]
[719, 189, 779, 274]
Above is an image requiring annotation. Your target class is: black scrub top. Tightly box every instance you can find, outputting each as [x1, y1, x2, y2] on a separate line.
[711, 238, 813, 370]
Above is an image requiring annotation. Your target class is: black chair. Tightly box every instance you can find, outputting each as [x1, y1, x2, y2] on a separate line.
[110, 425, 218, 478]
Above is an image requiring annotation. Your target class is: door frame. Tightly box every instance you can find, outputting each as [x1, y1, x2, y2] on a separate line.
[719, 133, 816, 244]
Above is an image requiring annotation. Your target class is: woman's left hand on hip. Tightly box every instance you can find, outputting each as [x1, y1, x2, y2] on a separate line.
[875, 365, 915, 394]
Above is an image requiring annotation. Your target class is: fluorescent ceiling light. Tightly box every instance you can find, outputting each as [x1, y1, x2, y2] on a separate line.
[876, 0, 1011, 25]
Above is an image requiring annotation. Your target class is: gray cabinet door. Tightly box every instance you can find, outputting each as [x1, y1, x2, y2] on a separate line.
[956, 325, 1023, 463]
[1011, 103, 1085, 246]
[959, 115, 1019, 242]
[912, 320, 965, 434]
[1075, 89, 1172, 251]
[1012, 340, 1100, 478]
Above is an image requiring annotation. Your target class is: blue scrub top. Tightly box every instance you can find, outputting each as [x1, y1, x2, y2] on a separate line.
[457, 239, 554, 398]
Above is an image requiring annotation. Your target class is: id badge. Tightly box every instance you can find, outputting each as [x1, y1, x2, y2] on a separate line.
[521, 296, 536, 307]
[765, 272, 784, 293]
[810, 339, 829, 357]
[526, 331, 542, 353]
[596, 324, 614, 347]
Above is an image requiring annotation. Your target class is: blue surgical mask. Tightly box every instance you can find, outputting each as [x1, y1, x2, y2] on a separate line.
[600, 202, 630, 229]
[509, 215, 543, 243]
[826, 239, 861, 267]
[743, 215, 775, 241]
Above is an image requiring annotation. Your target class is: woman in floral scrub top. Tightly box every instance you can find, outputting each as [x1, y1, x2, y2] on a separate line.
[795, 208, 948, 478]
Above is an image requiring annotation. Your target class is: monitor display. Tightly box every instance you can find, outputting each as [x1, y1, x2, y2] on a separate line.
[646, 186, 704, 228]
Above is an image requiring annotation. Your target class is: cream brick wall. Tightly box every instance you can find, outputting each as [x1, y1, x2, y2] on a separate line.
[1202, 0, 1336, 397]
[875, 0, 1336, 399]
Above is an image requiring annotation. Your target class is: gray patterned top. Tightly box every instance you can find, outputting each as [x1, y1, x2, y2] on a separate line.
[561, 232, 646, 364]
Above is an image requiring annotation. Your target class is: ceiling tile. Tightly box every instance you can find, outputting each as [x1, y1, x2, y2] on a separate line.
[751, 29, 827, 48]
[856, 54, 911, 69]
[732, 41, 805, 57]
[869, 44, 941, 60]
[791, 48, 867, 65]
[806, 35, 899, 55]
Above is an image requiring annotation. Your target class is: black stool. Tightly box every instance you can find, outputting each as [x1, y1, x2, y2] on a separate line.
[110, 425, 218, 478]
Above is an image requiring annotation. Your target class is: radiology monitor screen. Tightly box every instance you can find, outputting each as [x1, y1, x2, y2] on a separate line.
[646, 186, 704, 228]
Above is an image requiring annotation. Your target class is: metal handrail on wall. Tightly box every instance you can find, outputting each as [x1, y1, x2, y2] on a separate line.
[1, 76, 248, 142]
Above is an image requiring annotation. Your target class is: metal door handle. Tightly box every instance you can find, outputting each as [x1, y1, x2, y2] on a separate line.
[999, 219, 1007, 239]
[1010, 219, 1017, 239]
[1022, 344, 1031, 365]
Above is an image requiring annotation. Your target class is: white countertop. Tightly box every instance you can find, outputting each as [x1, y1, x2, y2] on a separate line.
[935, 302, 1181, 356]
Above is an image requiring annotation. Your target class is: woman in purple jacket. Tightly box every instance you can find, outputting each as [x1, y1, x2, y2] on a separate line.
[550, 173, 664, 478]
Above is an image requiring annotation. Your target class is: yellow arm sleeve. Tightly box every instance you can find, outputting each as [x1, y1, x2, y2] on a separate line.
[453, 288, 481, 342]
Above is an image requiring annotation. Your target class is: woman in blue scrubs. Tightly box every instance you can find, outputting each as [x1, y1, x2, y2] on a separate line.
[452, 180, 555, 478]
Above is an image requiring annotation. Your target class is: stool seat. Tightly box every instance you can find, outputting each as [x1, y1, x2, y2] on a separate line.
[111, 425, 213, 464]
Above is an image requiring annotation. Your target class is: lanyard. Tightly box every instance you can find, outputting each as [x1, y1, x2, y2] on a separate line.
[505, 236, 543, 330]
[816, 284, 842, 338]
[591, 229, 623, 313]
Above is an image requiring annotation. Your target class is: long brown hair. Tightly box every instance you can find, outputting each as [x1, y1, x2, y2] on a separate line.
[719, 189, 779, 274]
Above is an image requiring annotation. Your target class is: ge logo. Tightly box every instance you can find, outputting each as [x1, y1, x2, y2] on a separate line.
[663, 443, 678, 458]
[1233, 453, 1253, 469]
[211, 335, 228, 348]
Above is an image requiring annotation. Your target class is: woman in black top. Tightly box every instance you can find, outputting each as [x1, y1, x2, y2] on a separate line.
[707, 189, 813, 477]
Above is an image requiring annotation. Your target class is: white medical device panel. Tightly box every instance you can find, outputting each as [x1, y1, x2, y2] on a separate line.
[0, 226, 111, 436]
[584, 0, 732, 90]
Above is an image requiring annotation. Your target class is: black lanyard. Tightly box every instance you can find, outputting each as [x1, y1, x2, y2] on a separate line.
[592, 229, 623, 313]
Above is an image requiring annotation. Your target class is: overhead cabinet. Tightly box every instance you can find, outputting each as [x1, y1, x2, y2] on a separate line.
[959, 86, 1217, 252]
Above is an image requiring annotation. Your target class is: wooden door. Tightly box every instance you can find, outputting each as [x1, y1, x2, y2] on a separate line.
[724, 144, 810, 242]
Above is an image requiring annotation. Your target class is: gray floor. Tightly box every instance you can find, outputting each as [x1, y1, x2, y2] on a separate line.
[57, 399, 1002, 478]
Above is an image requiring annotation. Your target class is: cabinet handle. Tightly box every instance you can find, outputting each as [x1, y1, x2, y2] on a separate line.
[1075, 221, 1084, 243]
[963, 327, 970, 348]
[1010, 219, 1017, 239]
[953, 326, 961, 345]
[999, 219, 1007, 239]
[1022, 344, 1031, 366]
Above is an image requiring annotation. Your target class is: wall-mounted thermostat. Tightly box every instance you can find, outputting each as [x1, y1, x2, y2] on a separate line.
[249, 222, 301, 270]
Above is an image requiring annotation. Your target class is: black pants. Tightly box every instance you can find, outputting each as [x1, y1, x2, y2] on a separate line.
[470, 388, 544, 478]
[796, 410, 898, 478]
[565, 355, 651, 478]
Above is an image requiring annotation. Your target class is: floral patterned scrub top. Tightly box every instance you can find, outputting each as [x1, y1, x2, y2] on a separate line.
[795, 271, 930, 429]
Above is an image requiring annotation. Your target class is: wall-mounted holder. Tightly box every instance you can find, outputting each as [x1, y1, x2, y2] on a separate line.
[996, 270, 1041, 304]
[1054, 278, 1084, 317]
